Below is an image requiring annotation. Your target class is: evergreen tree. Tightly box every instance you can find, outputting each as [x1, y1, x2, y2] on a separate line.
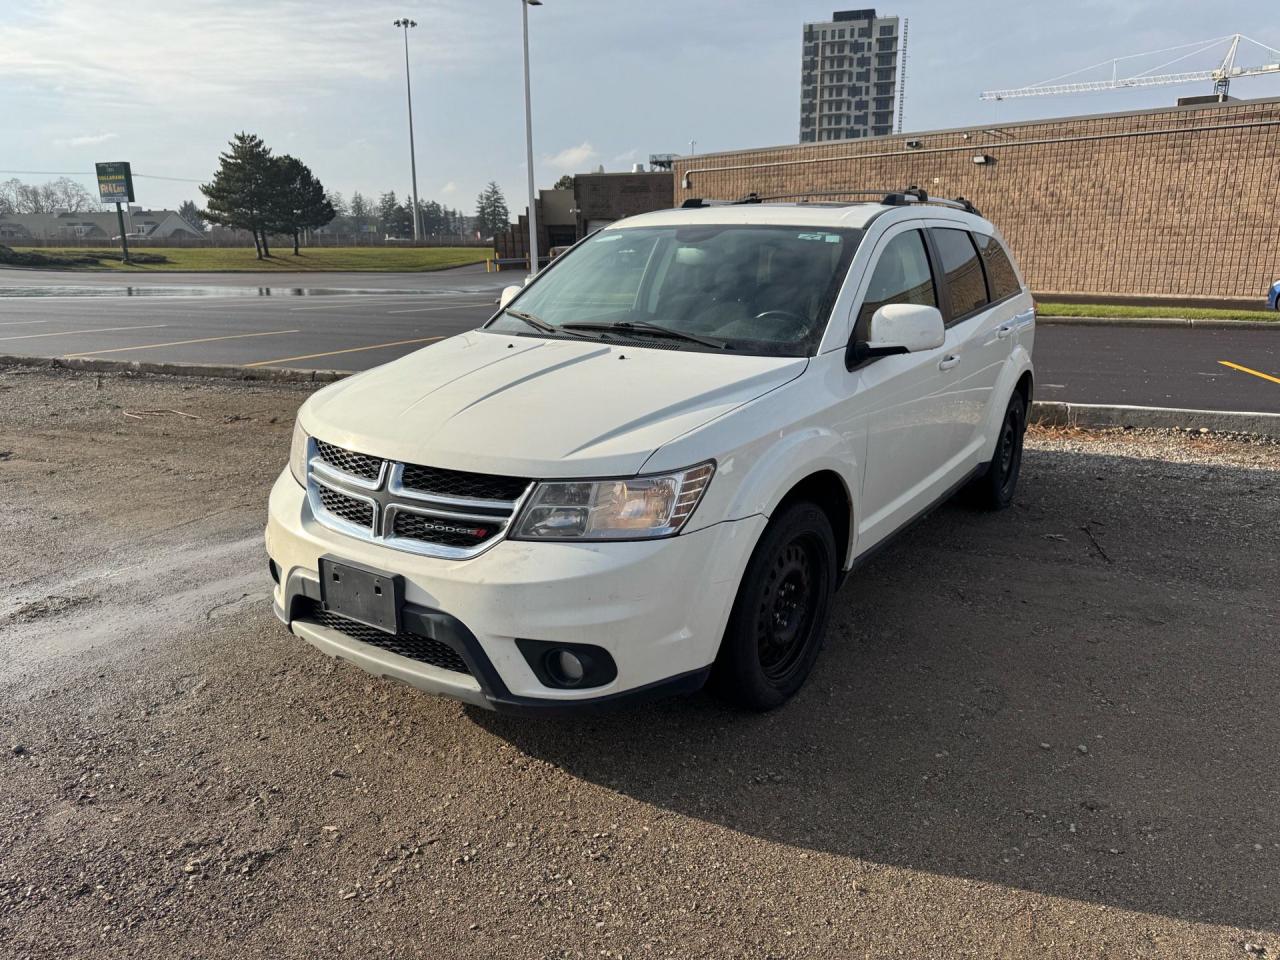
[200, 132, 277, 257]
[474, 181, 509, 239]
[377, 191, 399, 236]
[268, 155, 335, 255]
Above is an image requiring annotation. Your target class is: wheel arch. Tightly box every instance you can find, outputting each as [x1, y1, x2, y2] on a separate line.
[773, 470, 854, 573]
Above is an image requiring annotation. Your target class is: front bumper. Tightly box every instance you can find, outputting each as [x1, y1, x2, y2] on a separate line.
[265, 470, 765, 712]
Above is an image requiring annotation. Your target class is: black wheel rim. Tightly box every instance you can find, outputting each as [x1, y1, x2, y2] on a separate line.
[756, 535, 824, 684]
[998, 407, 1023, 494]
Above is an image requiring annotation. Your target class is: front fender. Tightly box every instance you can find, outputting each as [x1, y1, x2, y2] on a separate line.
[681, 424, 861, 568]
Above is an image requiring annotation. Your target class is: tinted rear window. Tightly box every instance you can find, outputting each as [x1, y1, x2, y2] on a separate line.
[972, 232, 1022, 302]
[931, 228, 989, 321]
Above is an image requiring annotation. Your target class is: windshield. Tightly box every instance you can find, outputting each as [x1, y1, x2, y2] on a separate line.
[485, 223, 863, 357]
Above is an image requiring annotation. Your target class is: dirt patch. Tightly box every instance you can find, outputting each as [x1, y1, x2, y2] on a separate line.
[1, 366, 1277, 959]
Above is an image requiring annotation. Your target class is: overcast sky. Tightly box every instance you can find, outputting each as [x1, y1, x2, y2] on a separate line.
[3, 0, 1278, 213]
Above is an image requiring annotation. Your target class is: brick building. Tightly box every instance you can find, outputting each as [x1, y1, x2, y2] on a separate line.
[492, 171, 672, 267]
[675, 96, 1280, 301]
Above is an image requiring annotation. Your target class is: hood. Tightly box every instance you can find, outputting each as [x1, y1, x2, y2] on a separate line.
[303, 331, 807, 477]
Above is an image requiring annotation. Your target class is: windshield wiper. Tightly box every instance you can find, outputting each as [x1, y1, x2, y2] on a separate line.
[502, 307, 557, 334]
[560, 320, 726, 349]
[499, 308, 601, 341]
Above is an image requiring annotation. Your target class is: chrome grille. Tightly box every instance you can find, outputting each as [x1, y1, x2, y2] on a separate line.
[306, 438, 531, 559]
[296, 599, 470, 675]
[316, 483, 374, 529]
[400, 464, 530, 502]
[315, 439, 384, 482]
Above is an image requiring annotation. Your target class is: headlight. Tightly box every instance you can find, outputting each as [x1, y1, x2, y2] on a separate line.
[510, 461, 714, 541]
[289, 417, 310, 487]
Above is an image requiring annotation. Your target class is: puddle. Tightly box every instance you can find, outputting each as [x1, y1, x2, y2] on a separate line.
[0, 286, 433, 299]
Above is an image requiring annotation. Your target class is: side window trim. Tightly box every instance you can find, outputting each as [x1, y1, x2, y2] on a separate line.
[920, 227, 957, 327]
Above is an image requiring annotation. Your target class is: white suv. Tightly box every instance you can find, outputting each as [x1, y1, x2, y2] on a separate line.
[266, 191, 1035, 712]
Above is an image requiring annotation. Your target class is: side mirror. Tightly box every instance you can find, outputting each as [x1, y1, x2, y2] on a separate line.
[847, 303, 945, 368]
[498, 285, 522, 310]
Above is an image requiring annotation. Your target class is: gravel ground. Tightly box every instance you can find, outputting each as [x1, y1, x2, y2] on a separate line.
[1, 365, 1278, 960]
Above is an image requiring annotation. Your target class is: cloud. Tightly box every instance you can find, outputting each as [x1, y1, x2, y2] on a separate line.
[0, 0, 481, 113]
[543, 142, 599, 173]
[54, 132, 118, 148]
[440, 181, 458, 195]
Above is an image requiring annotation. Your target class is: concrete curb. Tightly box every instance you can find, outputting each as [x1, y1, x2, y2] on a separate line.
[1031, 401, 1280, 438]
[0, 353, 348, 384]
[1038, 315, 1278, 331]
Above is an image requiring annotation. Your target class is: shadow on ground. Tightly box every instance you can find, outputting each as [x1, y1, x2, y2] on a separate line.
[475, 447, 1280, 932]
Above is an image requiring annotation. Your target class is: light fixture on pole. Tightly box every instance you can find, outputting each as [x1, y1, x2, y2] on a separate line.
[393, 17, 422, 242]
[521, 0, 542, 275]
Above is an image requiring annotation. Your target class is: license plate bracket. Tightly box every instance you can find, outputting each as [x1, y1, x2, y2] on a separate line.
[318, 557, 403, 635]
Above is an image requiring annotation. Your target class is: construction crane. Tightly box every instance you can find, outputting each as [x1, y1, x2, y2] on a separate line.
[980, 33, 1280, 101]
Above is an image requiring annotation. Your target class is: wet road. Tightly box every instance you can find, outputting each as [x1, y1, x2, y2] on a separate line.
[0, 266, 1276, 411]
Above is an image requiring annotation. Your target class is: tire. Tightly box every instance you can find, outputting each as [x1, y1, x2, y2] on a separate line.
[968, 391, 1026, 511]
[710, 500, 838, 710]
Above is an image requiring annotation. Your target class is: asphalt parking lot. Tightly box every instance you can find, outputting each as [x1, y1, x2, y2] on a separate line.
[0, 266, 1277, 413]
[2, 365, 1278, 958]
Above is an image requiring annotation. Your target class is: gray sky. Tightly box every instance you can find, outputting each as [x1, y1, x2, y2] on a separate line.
[4, 0, 1278, 214]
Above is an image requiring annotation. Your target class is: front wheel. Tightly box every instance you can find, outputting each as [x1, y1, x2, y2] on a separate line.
[967, 391, 1026, 510]
[710, 501, 837, 710]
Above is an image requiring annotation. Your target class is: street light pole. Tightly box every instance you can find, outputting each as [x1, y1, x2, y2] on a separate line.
[521, 0, 542, 274]
[394, 18, 422, 242]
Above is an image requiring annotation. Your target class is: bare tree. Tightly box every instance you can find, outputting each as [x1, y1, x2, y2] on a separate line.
[0, 177, 101, 214]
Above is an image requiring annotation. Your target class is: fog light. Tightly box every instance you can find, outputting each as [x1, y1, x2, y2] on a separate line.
[550, 649, 586, 686]
[517, 639, 618, 690]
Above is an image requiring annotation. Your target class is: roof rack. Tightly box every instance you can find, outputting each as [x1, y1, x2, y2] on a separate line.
[680, 197, 738, 208]
[882, 187, 982, 216]
[682, 187, 982, 216]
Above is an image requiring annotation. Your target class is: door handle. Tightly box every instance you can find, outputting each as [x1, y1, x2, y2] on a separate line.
[938, 355, 960, 371]
[996, 324, 1014, 340]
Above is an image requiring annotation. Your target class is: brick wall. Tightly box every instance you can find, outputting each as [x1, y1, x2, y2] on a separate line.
[574, 172, 674, 232]
[673, 97, 1280, 300]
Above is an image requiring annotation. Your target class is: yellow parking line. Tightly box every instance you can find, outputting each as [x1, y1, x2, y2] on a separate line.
[65, 329, 301, 358]
[0, 323, 166, 342]
[1218, 360, 1280, 386]
[244, 335, 445, 368]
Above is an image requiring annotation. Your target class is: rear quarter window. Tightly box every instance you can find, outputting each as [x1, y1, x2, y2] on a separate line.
[931, 227, 989, 322]
[972, 232, 1022, 302]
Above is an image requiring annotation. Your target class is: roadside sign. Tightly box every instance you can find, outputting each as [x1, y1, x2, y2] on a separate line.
[95, 161, 135, 204]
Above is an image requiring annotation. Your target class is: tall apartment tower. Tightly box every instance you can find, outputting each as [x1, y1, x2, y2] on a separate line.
[800, 9, 900, 143]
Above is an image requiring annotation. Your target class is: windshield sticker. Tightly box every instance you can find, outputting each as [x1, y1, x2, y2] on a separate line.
[797, 232, 842, 243]
[594, 234, 622, 242]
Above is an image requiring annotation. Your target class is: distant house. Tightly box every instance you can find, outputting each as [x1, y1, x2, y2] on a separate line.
[0, 208, 203, 242]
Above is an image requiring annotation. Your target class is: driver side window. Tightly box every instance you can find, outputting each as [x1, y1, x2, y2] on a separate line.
[854, 229, 937, 341]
